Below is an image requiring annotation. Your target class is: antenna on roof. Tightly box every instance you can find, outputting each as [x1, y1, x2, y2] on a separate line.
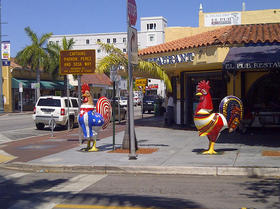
[199, 3, 203, 13]
[242, 2, 246, 11]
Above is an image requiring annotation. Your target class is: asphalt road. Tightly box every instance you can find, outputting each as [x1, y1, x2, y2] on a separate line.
[0, 168, 279, 209]
[0, 106, 152, 145]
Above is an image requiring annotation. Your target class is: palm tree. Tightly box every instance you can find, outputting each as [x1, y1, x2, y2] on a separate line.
[47, 37, 75, 96]
[16, 27, 53, 101]
[96, 42, 172, 149]
[97, 42, 172, 91]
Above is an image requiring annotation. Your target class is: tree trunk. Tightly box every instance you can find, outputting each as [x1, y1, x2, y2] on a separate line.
[122, 113, 138, 150]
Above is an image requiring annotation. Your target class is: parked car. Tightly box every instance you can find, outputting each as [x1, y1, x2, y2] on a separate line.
[118, 96, 128, 107]
[142, 95, 162, 114]
[110, 100, 127, 121]
[33, 96, 79, 130]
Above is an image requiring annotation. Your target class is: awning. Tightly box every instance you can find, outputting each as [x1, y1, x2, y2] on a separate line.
[12, 78, 73, 90]
[223, 45, 280, 73]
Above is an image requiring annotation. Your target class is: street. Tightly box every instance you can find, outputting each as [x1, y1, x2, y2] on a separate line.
[0, 106, 150, 145]
[0, 168, 279, 209]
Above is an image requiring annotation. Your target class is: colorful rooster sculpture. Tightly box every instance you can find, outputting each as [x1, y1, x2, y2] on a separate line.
[78, 83, 112, 152]
[194, 80, 243, 154]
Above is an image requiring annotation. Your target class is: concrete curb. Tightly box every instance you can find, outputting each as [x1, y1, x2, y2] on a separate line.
[1, 162, 280, 177]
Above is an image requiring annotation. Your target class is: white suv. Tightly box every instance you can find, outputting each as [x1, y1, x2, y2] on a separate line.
[32, 96, 79, 130]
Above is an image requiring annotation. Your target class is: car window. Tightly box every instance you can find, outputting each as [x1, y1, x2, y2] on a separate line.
[64, 99, 71, 107]
[37, 98, 61, 107]
[71, 99, 79, 107]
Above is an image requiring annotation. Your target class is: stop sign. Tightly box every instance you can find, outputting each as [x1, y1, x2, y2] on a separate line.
[127, 0, 137, 26]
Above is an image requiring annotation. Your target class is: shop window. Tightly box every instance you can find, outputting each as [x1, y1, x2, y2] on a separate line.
[247, 73, 280, 112]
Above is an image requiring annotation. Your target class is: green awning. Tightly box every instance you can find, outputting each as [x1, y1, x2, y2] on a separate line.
[12, 78, 74, 90]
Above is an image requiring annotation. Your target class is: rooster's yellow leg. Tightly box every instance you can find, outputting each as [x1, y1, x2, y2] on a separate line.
[88, 140, 98, 152]
[202, 141, 217, 155]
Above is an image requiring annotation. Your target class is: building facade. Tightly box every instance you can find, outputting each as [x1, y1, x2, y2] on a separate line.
[139, 23, 280, 127]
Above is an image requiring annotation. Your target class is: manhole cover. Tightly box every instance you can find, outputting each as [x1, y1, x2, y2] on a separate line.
[18, 144, 57, 150]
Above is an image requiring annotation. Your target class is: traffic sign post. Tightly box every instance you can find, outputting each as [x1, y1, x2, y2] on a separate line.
[127, 0, 137, 160]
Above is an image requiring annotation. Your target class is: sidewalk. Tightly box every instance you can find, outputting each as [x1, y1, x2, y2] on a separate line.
[1, 115, 280, 177]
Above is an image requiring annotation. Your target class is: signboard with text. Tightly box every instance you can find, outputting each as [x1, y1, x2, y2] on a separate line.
[59, 50, 96, 75]
[204, 12, 241, 27]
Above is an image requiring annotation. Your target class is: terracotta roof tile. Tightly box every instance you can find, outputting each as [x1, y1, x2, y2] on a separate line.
[81, 73, 112, 86]
[139, 23, 280, 56]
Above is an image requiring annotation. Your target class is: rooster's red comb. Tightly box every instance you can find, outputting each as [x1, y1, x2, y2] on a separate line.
[81, 83, 90, 94]
[197, 80, 210, 91]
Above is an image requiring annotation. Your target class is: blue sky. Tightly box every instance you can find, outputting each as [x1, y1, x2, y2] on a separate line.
[2, 0, 279, 57]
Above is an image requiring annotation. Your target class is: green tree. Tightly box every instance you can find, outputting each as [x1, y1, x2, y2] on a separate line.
[47, 37, 75, 96]
[16, 27, 53, 101]
[96, 42, 172, 149]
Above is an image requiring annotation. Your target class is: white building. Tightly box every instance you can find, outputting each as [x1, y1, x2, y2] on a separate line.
[49, 16, 167, 93]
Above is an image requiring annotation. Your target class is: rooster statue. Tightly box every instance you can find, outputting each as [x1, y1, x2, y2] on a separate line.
[78, 83, 112, 152]
[194, 80, 243, 154]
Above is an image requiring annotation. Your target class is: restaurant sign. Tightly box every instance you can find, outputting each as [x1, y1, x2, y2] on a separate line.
[205, 12, 241, 27]
[60, 50, 96, 75]
[224, 62, 280, 71]
[146, 52, 195, 66]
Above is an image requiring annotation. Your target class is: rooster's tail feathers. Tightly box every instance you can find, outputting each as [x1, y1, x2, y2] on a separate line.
[219, 96, 243, 132]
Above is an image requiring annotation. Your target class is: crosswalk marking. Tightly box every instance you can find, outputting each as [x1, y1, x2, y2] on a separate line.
[45, 174, 106, 193]
[0, 172, 28, 184]
[8, 174, 107, 209]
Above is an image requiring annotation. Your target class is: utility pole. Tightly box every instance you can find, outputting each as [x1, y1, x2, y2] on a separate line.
[0, 0, 4, 113]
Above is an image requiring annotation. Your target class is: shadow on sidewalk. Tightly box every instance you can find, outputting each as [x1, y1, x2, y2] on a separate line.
[218, 127, 280, 147]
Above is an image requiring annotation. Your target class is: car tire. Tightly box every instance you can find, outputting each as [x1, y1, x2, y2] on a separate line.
[36, 123, 45, 130]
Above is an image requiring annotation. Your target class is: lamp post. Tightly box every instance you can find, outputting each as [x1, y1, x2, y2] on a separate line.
[0, 0, 4, 113]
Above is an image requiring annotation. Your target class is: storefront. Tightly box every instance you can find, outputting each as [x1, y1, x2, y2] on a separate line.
[223, 44, 280, 127]
[139, 23, 280, 128]
[12, 78, 67, 111]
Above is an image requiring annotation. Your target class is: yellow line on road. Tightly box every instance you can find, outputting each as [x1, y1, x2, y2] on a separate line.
[54, 204, 160, 209]
[0, 152, 16, 163]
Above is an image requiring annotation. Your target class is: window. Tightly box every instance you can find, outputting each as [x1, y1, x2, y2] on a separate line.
[107, 38, 110, 43]
[49, 41, 53, 44]
[149, 34, 155, 42]
[86, 39, 90, 44]
[97, 39, 101, 43]
[71, 99, 78, 107]
[123, 48, 126, 53]
[64, 99, 71, 107]
[123, 37, 126, 43]
[147, 23, 156, 30]
[97, 49, 101, 53]
[113, 38, 116, 43]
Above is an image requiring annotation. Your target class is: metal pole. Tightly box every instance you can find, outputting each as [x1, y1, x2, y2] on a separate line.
[78, 75, 82, 144]
[67, 75, 70, 131]
[112, 81, 116, 150]
[127, 0, 136, 160]
[0, 0, 4, 113]
[20, 91, 23, 112]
